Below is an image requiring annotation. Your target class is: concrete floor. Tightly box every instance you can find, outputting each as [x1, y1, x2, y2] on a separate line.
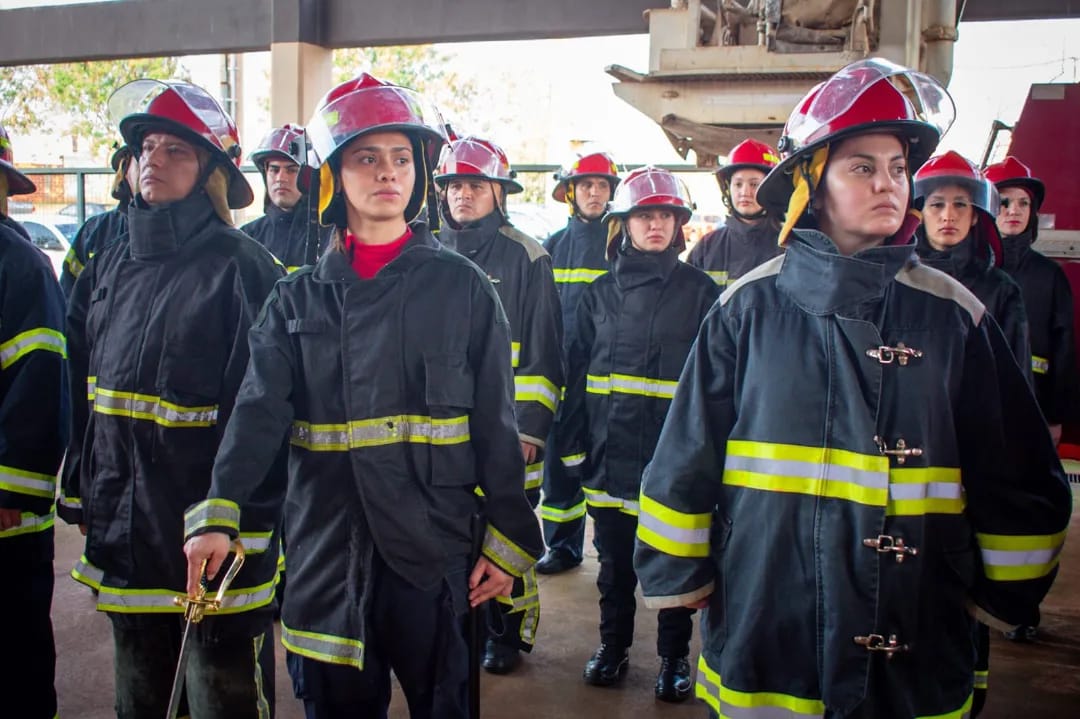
[53, 498, 1080, 718]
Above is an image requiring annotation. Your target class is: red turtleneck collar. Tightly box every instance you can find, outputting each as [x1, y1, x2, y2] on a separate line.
[344, 226, 413, 279]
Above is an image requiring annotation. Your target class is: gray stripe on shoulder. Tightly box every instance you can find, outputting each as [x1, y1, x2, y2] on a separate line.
[895, 262, 985, 324]
[499, 224, 549, 262]
[719, 254, 785, 306]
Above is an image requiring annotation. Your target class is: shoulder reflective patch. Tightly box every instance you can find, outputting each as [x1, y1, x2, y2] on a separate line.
[719, 254, 785, 307]
[499, 224, 549, 262]
[895, 263, 985, 325]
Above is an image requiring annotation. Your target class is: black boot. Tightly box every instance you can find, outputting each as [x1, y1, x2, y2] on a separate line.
[482, 638, 522, 675]
[655, 655, 692, 702]
[583, 643, 629, 686]
[536, 548, 582, 575]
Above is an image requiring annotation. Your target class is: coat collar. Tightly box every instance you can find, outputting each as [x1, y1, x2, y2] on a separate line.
[437, 210, 503, 256]
[313, 222, 441, 283]
[612, 244, 680, 290]
[128, 191, 219, 261]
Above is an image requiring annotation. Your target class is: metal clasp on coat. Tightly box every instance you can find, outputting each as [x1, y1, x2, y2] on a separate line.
[867, 342, 922, 366]
[863, 535, 919, 563]
[874, 436, 923, 465]
[854, 633, 909, 658]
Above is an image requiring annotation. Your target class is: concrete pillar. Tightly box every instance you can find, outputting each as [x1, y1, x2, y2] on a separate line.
[270, 41, 333, 126]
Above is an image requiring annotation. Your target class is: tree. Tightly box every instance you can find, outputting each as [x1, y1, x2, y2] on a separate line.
[0, 66, 48, 135]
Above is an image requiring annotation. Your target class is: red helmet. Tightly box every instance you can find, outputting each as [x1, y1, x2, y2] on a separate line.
[434, 135, 523, 194]
[307, 73, 448, 226]
[552, 149, 620, 203]
[250, 124, 307, 169]
[0, 124, 36, 197]
[758, 58, 954, 217]
[109, 79, 253, 208]
[914, 151, 1004, 267]
[605, 166, 693, 258]
[717, 139, 779, 183]
[984, 156, 1045, 210]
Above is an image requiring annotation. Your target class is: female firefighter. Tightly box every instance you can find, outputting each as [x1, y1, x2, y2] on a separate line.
[634, 58, 1072, 718]
[559, 166, 719, 701]
[182, 74, 543, 719]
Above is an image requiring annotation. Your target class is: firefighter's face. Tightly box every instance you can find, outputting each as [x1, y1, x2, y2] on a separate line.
[338, 131, 415, 224]
[922, 183, 976, 250]
[265, 159, 302, 211]
[139, 132, 200, 206]
[573, 177, 611, 220]
[729, 168, 766, 217]
[996, 186, 1033, 238]
[446, 178, 497, 224]
[125, 156, 140, 194]
[817, 133, 909, 255]
[627, 208, 677, 253]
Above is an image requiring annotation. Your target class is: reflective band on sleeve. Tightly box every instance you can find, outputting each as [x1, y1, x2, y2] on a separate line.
[0, 327, 66, 369]
[525, 462, 543, 491]
[974, 670, 989, 690]
[239, 531, 273, 554]
[184, 498, 240, 535]
[706, 270, 730, 286]
[93, 386, 218, 427]
[887, 466, 964, 516]
[290, 414, 470, 451]
[58, 490, 81, 510]
[511, 342, 521, 369]
[0, 464, 57, 499]
[0, 510, 54, 539]
[282, 624, 364, 670]
[695, 655, 825, 718]
[637, 494, 710, 557]
[65, 246, 84, 278]
[586, 373, 678, 399]
[1032, 355, 1049, 375]
[540, 500, 586, 523]
[482, 523, 536, 577]
[553, 268, 607, 284]
[561, 452, 586, 468]
[976, 530, 1067, 581]
[723, 440, 889, 507]
[87, 376, 96, 401]
[514, 375, 560, 412]
[583, 486, 639, 515]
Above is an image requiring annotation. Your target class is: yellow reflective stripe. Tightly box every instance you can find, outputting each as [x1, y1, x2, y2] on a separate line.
[282, 623, 364, 669]
[724, 440, 889, 507]
[291, 414, 470, 451]
[511, 341, 521, 369]
[583, 486, 639, 515]
[65, 245, 85, 278]
[586, 373, 678, 399]
[706, 270, 730, 286]
[887, 466, 965, 516]
[183, 498, 240, 534]
[87, 375, 96, 401]
[0, 463, 56, 499]
[915, 692, 973, 719]
[976, 529, 1067, 581]
[637, 493, 710, 558]
[561, 452, 586, 468]
[0, 510, 54, 539]
[252, 634, 271, 719]
[58, 489, 81, 511]
[93, 385, 218, 427]
[695, 654, 825, 718]
[974, 670, 989, 690]
[482, 523, 535, 577]
[514, 374, 560, 411]
[0, 327, 66, 369]
[285, 265, 303, 273]
[495, 567, 540, 613]
[540, 500, 586, 523]
[239, 531, 273, 554]
[525, 461, 543, 491]
[553, 268, 606, 284]
[1031, 355, 1049, 374]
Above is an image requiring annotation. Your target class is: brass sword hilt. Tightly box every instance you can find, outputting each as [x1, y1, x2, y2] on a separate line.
[173, 539, 246, 623]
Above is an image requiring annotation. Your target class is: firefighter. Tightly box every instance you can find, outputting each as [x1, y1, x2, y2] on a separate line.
[183, 74, 543, 719]
[434, 135, 562, 675]
[0, 123, 68, 719]
[558, 166, 718, 701]
[986, 156, 1079, 449]
[241, 124, 332, 271]
[539, 149, 621, 574]
[687, 138, 782, 286]
[635, 58, 1072, 718]
[59, 80, 283, 718]
[59, 142, 137, 297]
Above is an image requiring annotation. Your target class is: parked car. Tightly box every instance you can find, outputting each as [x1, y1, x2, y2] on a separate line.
[59, 202, 109, 219]
[507, 205, 563, 243]
[10, 214, 78, 278]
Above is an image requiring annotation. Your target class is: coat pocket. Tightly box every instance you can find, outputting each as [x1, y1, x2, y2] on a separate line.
[423, 353, 476, 488]
[153, 347, 224, 464]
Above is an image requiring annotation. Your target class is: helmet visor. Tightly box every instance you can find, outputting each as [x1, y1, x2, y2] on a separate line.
[610, 169, 693, 220]
[915, 176, 999, 217]
[110, 80, 238, 154]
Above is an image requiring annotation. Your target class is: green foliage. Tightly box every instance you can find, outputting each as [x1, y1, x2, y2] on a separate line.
[0, 65, 48, 134]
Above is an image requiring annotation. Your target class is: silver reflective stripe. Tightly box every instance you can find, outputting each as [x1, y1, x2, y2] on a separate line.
[239, 532, 273, 553]
[514, 377, 560, 411]
[483, 524, 535, 576]
[726, 454, 889, 491]
[282, 624, 364, 669]
[87, 376, 97, 400]
[583, 487, 639, 514]
[58, 491, 82, 510]
[72, 555, 104, 589]
[561, 453, 586, 468]
[511, 342, 521, 368]
[93, 387, 218, 427]
[0, 464, 56, 498]
[1032, 355, 1049, 374]
[0, 511, 53, 538]
[184, 499, 240, 534]
[93, 581, 275, 612]
[980, 546, 1062, 568]
[525, 462, 543, 491]
[610, 373, 677, 398]
[586, 375, 611, 394]
[889, 481, 962, 501]
[291, 415, 470, 451]
[637, 512, 709, 547]
[0, 327, 66, 369]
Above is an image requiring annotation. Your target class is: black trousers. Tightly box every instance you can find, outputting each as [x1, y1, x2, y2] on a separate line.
[289, 552, 471, 719]
[540, 424, 586, 561]
[0, 550, 56, 719]
[110, 612, 275, 719]
[590, 506, 694, 656]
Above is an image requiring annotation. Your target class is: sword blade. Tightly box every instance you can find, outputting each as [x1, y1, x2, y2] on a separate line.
[165, 617, 196, 719]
